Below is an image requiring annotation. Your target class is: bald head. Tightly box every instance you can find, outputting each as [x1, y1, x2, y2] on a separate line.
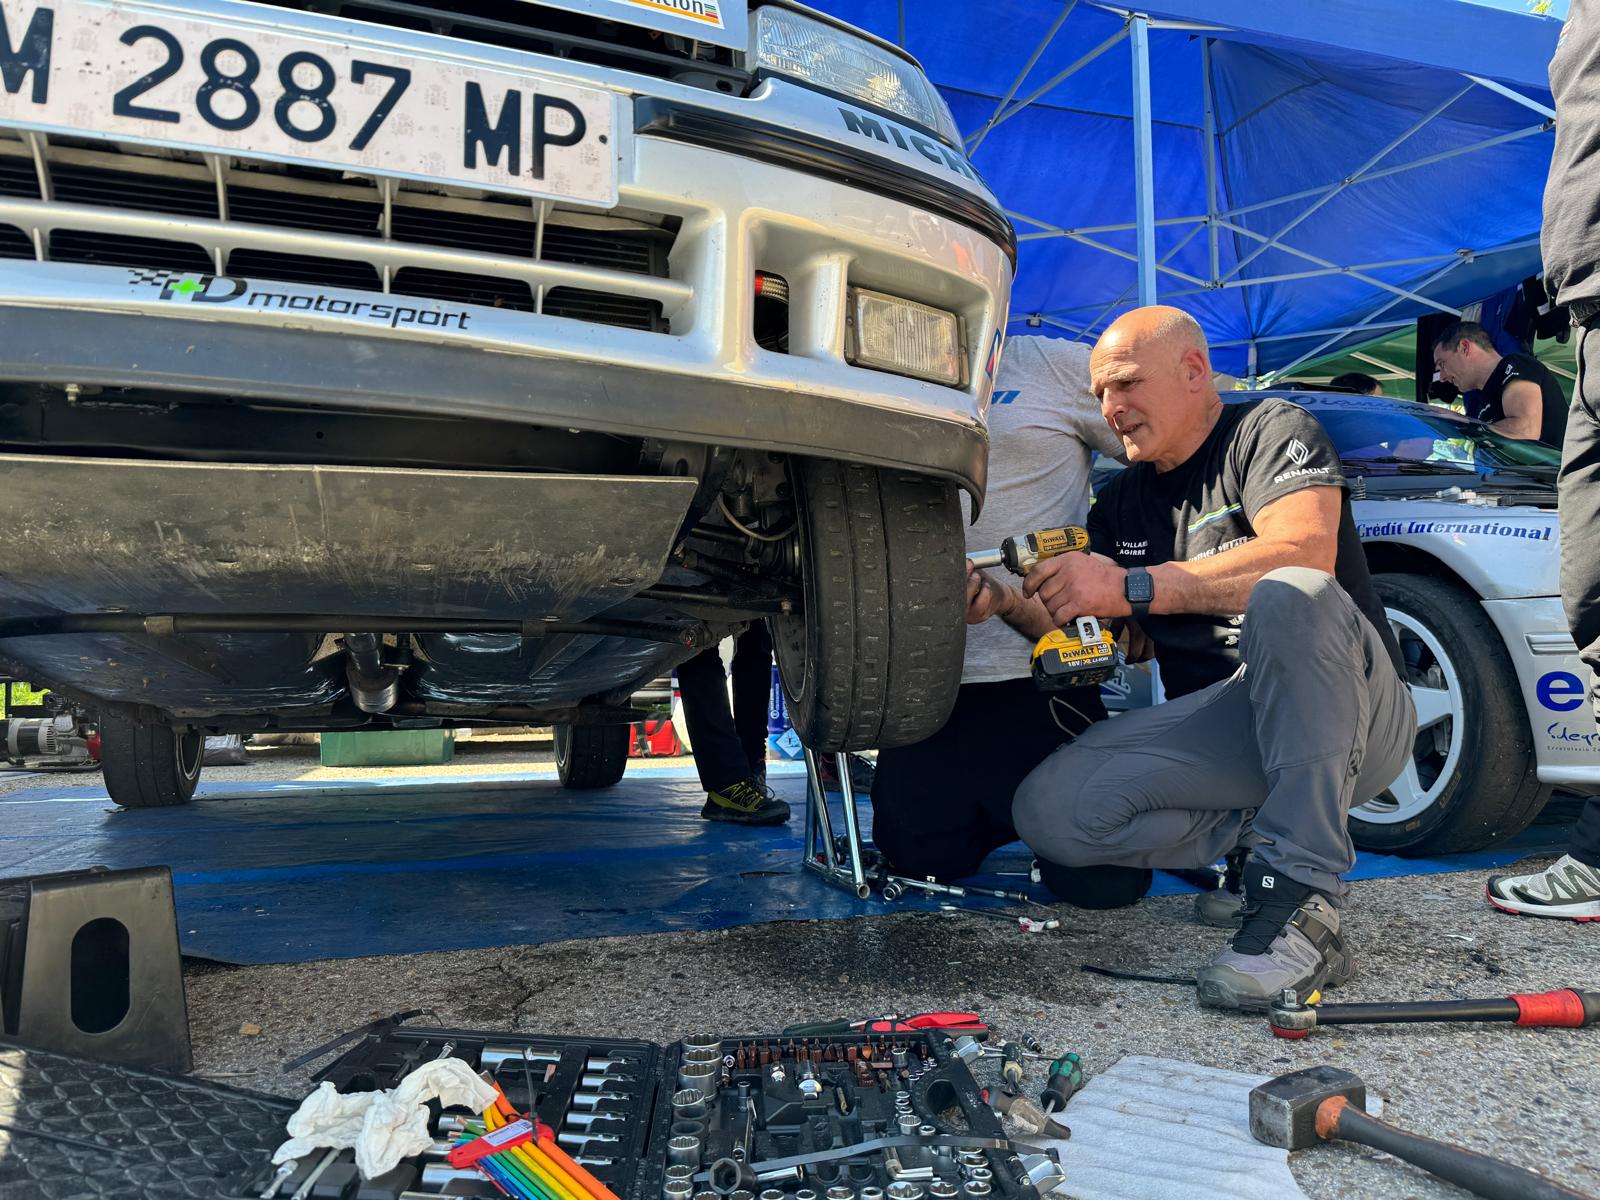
[1098, 305, 1210, 368]
[1090, 306, 1223, 472]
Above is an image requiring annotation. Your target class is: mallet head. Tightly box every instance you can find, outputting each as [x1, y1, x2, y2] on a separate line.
[1248, 1066, 1366, 1151]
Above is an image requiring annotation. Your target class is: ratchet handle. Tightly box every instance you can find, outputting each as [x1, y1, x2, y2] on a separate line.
[1511, 989, 1600, 1028]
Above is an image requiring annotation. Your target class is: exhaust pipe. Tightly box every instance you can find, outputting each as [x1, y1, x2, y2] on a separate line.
[343, 633, 400, 713]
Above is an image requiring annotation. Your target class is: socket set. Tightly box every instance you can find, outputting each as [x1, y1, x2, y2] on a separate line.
[228, 1027, 1058, 1200]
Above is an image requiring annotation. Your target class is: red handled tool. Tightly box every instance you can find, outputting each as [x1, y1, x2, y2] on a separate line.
[783, 1012, 988, 1036]
[1269, 988, 1600, 1039]
[447, 1117, 542, 1169]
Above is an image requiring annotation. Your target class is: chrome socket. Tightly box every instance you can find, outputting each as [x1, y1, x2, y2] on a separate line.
[678, 1059, 720, 1097]
[668, 1136, 703, 1168]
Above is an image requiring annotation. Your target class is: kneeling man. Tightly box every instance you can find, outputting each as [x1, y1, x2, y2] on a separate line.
[970, 307, 1416, 1010]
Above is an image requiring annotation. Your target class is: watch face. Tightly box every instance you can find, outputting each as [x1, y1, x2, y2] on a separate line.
[1127, 570, 1154, 603]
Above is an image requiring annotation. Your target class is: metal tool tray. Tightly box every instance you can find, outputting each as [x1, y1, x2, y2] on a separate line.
[228, 1027, 1041, 1200]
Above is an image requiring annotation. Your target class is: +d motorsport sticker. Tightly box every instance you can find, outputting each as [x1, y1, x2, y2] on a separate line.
[128, 268, 473, 331]
[624, 0, 725, 28]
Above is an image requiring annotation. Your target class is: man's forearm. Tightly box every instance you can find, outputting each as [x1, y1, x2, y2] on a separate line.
[995, 583, 1061, 640]
[1148, 537, 1334, 616]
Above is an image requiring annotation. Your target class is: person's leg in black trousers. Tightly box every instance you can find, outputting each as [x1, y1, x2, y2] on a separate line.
[729, 623, 774, 782]
[676, 628, 788, 826]
[870, 678, 1149, 907]
[1487, 322, 1600, 917]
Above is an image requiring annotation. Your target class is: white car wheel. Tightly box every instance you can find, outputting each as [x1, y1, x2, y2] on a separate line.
[1356, 610, 1466, 826]
[1349, 574, 1550, 854]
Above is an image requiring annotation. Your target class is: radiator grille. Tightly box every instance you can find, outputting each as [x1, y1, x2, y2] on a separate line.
[0, 138, 675, 332]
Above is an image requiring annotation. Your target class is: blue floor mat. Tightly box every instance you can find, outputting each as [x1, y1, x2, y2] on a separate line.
[0, 766, 1573, 964]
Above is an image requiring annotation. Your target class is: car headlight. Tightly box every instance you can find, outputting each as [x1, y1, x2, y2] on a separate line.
[753, 6, 962, 147]
[846, 287, 967, 388]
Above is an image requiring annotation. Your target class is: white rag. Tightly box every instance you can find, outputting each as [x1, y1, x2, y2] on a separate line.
[272, 1058, 500, 1179]
[1042, 1055, 1381, 1200]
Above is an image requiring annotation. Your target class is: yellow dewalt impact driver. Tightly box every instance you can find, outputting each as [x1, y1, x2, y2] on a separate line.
[969, 526, 1121, 690]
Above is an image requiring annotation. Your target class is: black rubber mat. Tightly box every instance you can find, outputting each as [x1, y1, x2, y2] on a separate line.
[0, 1037, 293, 1199]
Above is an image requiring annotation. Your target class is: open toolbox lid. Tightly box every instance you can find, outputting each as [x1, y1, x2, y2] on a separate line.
[229, 1026, 1051, 1200]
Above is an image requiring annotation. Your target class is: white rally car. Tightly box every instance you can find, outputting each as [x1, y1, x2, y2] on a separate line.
[1102, 390, 1592, 855]
[1299, 390, 1589, 855]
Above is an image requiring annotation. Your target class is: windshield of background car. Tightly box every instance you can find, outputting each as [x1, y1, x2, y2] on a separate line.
[1313, 405, 1562, 474]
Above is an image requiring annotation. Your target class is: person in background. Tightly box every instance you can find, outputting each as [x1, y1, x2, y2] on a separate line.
[1431, 320, 1568, 445]
[1487, 0, 1600, 919]
[1329, 372, 1383, 396]
[676, 624, 789, 825]
[868, 335, 1150, 909]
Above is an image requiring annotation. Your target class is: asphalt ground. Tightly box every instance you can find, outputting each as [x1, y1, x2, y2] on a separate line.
[8, 743, 1593, 1198]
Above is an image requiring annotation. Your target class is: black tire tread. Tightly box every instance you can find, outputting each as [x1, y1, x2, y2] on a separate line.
[99, 715, 201, 808]
[1355, 574, 1550, 855]
[554, 722, 629, 789]
[778, 460, 965, 752]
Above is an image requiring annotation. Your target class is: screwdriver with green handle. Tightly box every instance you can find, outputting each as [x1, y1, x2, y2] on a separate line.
[1039, 1053, 1084, 1116]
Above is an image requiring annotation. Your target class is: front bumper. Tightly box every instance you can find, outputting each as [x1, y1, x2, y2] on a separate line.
[1482, 596, 1600, 792]
[0, 41, 1011, 498]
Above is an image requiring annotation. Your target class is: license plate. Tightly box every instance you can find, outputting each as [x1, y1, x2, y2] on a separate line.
[0, 0, 620, 204]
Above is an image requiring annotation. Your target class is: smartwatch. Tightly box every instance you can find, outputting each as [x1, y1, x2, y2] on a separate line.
[1124, 566, 1154, 618]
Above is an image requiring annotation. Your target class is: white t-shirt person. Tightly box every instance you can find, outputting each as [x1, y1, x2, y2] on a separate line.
[963, 335, 1125, 684]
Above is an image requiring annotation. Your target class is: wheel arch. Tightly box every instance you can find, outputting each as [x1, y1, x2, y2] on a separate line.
[1362, 540, 1534, 743]
[1362, 540, 1477, 596]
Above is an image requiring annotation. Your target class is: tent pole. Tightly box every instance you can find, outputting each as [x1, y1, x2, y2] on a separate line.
[1200, 37, 1220, 285]
[1130, 13, 1157, 305]
[966, 1, 1077, 153]
[1215, 218, 1464, 315]
[1221, 84, 1472, 284]
[1212, 122, 1549, 225]
[1264, 257, 1467, 382]
[1057, 222, 1210, 342]
[1464, 73, 1556, 120]
[1209, 320, 1413, 349]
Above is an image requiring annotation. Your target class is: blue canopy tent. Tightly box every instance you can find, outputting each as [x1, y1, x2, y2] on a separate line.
[820, 1, 1564, 379]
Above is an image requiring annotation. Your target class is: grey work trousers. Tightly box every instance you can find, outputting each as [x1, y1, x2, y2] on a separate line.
[1558, 322, 1600, 868]
[1012, 567, 1417, 902]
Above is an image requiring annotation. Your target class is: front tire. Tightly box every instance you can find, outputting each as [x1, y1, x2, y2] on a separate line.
[553, 722, 629, 789]
[771, 460, 966, 753]
[1349, 574, 1550, 854]
[98, 715, 203, 808]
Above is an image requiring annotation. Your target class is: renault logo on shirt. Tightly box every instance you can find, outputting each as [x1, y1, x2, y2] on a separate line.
[1285, 437, 1311, 465]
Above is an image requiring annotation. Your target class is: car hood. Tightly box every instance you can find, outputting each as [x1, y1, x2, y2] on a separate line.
[527, 0, 748, 50]
[1352, 497, 1558, 599]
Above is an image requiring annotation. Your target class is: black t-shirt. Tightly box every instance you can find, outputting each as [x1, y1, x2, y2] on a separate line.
[1469, 353, 1569, 447]
[1087, 398, 1404, 699]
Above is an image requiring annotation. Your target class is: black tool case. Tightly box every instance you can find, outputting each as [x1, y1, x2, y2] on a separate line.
[229, 1028, 1046, 1200]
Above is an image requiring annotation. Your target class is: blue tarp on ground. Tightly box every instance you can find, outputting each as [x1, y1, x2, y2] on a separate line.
[821, 1, 1564, 376]
[0, 767, 1572, 964]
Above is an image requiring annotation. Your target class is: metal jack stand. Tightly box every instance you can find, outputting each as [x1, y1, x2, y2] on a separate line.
[801, 747, 871, 899]
[800, 749, 1040, 907]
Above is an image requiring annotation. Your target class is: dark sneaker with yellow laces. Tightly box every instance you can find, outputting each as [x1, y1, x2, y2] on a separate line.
[702, 778, 791, 826]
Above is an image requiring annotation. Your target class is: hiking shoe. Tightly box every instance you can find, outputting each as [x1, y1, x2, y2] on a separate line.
[702, 779, 790, 826]
[1486, 855, 1600, 921]
[1192, 847, 1250, 928]
[1195, 858, 1352, 1012]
